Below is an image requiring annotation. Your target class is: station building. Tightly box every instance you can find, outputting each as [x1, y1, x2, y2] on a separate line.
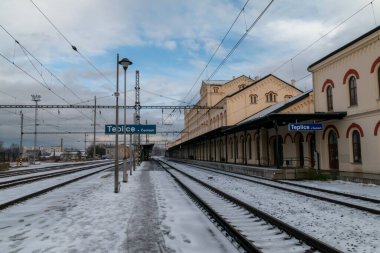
[167, 25, 380, 182]
[308, 25, 380, 181]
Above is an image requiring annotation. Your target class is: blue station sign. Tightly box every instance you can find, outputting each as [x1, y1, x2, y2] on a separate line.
[105, 124, 156, 134]
[288, 123, 323, 131]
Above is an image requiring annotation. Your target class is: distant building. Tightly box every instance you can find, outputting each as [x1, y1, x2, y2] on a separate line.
[61, 148, 82, 161]
[105, 144, 130, 159]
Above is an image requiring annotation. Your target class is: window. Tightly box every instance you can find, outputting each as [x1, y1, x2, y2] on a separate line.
[352, 130, 362, 163]
[250, 94, 258, 104]
[266, 92, 277, 102]
[327, 86, 333, 111]
[284, 95, 292, 100]
[349, 76, 358, 106]
[213, 87, 219, 93]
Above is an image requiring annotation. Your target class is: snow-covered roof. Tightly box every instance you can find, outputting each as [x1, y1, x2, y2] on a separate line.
[202, 80, 229, 86]
[237, 90, 312, 126]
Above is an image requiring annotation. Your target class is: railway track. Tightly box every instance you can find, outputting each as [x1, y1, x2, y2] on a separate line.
[172, 160, 380, 215]
[157, 160, 342, 253]
[0, 160, 104, 178]
[0, 163, 116, 211]
[0, 161, 113, 189]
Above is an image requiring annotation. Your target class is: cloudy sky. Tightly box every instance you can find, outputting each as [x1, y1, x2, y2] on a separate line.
[0, 0, 379, 150]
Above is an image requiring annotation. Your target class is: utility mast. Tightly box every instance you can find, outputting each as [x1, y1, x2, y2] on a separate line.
[134, 70, 141, 167]
[31, 94, 41, 164]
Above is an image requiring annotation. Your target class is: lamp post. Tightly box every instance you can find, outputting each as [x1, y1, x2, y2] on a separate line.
[119, 57, 133, 183]
[114, 54, 120, 193]
[31, 94, 41, 165]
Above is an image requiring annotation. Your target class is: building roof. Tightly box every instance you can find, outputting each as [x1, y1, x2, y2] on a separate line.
[308, 25, 380, 71]
[202, 80, 229, 86]
[237, 90, 312, 126]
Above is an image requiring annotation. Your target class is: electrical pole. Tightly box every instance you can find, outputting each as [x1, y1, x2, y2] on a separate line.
[19, 111, 24, 166]
[31, 94, 41, 165]
[114, 53, 120, 193]
[145, 119, 148, 144]
[134, 70, 141, 169]
[84, 133, 87, 157]
[119, 57, 133, 180]
[93, 96, 97, 159]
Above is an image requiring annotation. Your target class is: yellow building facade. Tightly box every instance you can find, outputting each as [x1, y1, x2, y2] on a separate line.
[168, 26, 380, 181]
[308, 25, 380, 178]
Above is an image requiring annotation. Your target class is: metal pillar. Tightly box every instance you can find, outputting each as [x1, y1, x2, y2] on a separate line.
[134, 70, 140, 170]
[93, 96, 97, 159]
[19, 112, 24, 162]
[122, 64, 128, 182]
[31, 94, 41, 164]
[114, 54, 120, 193]
[274, 120, 280, 169]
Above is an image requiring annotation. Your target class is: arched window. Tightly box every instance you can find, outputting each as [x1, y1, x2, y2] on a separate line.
[250, 94, 258, 104]
[352, 130, 362, 163]
[266, 91, 277, 102]
[349, 76, 358, 106]
[327, 86, 333, 111]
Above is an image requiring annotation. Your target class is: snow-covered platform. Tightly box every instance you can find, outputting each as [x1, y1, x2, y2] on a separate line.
[1, 159, 379, 252]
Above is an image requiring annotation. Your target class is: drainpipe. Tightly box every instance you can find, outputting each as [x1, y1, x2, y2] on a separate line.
[274, 120, 280, 169]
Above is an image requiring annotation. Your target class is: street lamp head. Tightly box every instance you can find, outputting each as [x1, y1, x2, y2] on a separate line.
[119, 58, 133, 70]
[31, 94, 41, 102]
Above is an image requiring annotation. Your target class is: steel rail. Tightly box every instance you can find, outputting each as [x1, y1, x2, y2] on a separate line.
[0, 164, 115, 211]
[175, 161, 380, 215]
[0, 161, 103, 178]
[0, 162, 113, 189]
[157, 160, 262, 253]
[158, 159, 343, 253]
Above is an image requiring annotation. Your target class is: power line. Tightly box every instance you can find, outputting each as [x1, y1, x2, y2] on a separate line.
[182, 0, 251, 103]
[140, 88, 190, 104]
[207, 0, 274, 81]
[30, 0, 115, 90]
[0, 51, 92, 121]
[270, 0, 377, 75]
[0, 24, 87, 104]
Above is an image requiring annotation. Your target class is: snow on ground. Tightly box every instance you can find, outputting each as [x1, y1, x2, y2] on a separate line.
[7, 160, 103, 171]
[0, 164, 112, 204]
[0, 161, 112, 183]
[285, 180, 380, 200]
[165, 160, 380, 253]
[0, 161, 238, 253]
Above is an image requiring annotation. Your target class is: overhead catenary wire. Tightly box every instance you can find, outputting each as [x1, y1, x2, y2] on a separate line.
[185, 0, 274, 106]
[30, 0, 115, 91]
[182, 0, 251, 103]
[269, 0, 377, 75]
[207, 0, 274, 81]
[0, 50, 92, 121]
[0, 25, 87, 105]
[170, 0, 376, 140]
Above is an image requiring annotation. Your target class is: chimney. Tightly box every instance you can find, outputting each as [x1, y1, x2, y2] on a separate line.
[291, 79, 296, 86]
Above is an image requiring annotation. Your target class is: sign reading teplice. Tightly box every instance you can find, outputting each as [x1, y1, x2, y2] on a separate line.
[105, 124, 156, 134]
[288, 123, 323, 131]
